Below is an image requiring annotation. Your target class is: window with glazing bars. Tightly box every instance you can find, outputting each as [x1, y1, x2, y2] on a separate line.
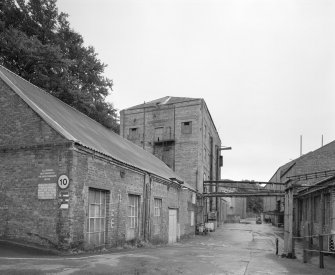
[128, 195, 139, 229]
[154, 198, 162, 218]
[154, 198, 162, 234]
[87, 188, 107, 246]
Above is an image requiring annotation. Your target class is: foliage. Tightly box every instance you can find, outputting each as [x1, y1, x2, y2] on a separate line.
[246, 196, 263, 214]
[0, 0, 119, 132]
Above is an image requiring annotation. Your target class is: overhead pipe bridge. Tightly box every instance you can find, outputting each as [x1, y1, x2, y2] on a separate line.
[203, 180, 285, 197]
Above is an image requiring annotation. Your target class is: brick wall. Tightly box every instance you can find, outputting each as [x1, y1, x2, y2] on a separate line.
[0, 79, 193, 250]
[72, 147, 193, 249]
[266, 141, 335, 229]
[179, 189, 197, 237]
[174, 102, 201, 191]
[121, 99, 222, 193]
[0, 139, 190, 250]
[0, 78, 75, 249]
[73, 149, 146, 248]
[0, 79, 65, 147]
[121, 98, 222, 226]
[0, 144, 73, 249]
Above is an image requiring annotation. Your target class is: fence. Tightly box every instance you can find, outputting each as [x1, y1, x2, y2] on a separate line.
[292, 233, 335, 269]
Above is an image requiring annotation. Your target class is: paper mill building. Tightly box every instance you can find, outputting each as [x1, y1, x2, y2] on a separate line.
[120, 96, 227, 225]
[0, 66, 196, 251]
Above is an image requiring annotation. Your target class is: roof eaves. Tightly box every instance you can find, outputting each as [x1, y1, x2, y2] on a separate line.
[0, 67, 193, 189]
[74, 142, 189, 187]
[296, 176, 335, 196]
[314, 175, 335, 186]
[280, 162, 296, 179]
[0, 69, 78, 143]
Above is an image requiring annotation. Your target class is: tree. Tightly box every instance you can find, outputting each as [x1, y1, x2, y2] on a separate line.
[247, 197, 263, 214]
[0, 0, 119, 132]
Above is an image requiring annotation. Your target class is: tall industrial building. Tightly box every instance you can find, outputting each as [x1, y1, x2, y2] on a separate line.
[120, 96, 225, 223]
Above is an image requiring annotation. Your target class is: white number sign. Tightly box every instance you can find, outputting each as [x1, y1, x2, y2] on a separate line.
[58, 175, 69, 189]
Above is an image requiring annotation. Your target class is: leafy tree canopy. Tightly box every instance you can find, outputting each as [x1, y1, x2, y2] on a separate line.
[247, 196, 263, 214]
[0, 0, 119, 132]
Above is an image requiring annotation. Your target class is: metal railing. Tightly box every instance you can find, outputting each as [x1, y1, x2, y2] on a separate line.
[292, 233, 335, 269]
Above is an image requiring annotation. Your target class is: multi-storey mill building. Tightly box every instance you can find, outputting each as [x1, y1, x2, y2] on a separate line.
[120, 96, 226, 224]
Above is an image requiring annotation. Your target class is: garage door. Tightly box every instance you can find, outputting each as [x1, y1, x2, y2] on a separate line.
[168, 209, 177, 244]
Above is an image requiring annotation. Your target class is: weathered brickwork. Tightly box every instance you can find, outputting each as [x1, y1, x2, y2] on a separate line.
[0, 144, 73, 249]
[265, 141, 335, 234]
[179, 189, 197, 237]
[0, 79, 65, 147]
[121, 98, 224, 225]
[0, 79, 74, 249]
[120, 99, 222, 192]
[72, 148, 193, 248]
[0, 77, 192, 250]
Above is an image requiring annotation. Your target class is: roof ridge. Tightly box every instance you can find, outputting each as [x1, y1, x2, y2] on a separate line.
[0, 66, 196, 190]
[269, 140, 335, 181]
[0, 67, 78, 141]
[123, 96, 202, 111]
[0, 65, 117, 135]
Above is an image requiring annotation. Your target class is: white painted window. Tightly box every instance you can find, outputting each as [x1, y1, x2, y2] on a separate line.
[128, 195, 140, 229]
[87, 188, 107, 246]
[154, 198, 162, 234]
[154, 198, 162, 217]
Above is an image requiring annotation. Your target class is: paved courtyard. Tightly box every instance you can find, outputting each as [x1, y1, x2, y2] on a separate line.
[0, 220, 334, 274]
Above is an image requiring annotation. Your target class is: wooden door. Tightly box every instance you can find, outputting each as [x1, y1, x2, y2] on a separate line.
[168, 209, 177, 244]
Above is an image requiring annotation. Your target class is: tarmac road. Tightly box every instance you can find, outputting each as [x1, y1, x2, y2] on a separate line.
[0, 219, 334, 274]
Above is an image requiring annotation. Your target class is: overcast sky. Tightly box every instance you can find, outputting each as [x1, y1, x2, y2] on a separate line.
[57, 0, 335, 182]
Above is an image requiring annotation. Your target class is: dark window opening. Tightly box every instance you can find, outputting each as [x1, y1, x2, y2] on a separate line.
[128, 128, 139, 140]
[181, 121, 192, 134]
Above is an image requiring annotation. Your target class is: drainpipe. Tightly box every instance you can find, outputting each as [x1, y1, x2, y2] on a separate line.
[143, 106, 146, 149]
[143, 173, 151, 242]
[147, 175, 152, 241]
[142, 174, 146, 239]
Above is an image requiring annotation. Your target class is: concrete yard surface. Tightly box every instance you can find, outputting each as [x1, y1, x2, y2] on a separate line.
[1, 220, 334, 274]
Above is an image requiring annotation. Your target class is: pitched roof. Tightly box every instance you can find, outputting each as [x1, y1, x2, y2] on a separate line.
[124, 96, 201, 110]
[0, 66, 195, 191]
[268, 140, 335, 187]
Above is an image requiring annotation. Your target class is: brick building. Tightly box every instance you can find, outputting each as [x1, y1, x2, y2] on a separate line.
[0, 66, 196, 251]
[264, 141, 335, 250]
[120, 97, 226, 224]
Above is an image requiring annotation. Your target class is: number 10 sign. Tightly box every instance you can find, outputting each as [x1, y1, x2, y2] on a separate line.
[58, 175, 70, 189]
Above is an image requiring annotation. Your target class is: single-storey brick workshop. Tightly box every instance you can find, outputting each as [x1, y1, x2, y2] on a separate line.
[0, 66, 196, 250]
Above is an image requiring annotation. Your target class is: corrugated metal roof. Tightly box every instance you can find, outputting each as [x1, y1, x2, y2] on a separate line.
[0, 66, 196, 191]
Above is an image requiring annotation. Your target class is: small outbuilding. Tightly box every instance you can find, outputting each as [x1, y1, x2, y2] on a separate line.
[0, 66, 196, 250]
